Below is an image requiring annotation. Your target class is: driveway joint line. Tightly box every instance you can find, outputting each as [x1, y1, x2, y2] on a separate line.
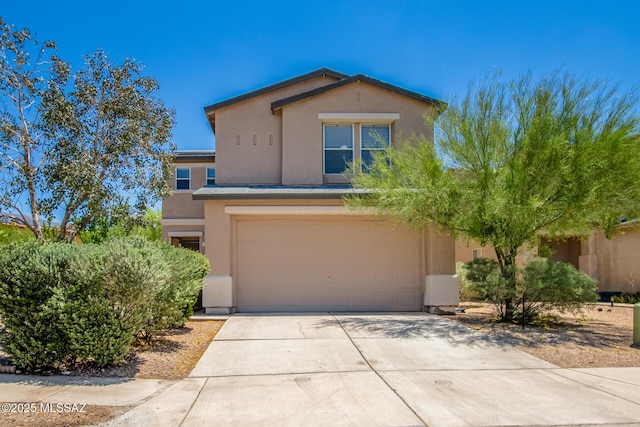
[188, 369, 373, 379]
[330, 313, 428, 427]
[212, 337, 348, 342]
[547, 369, 640, 407]
[179, 377, 209, 427]
[373, 367, 565, 373]
[565, 367, 640, 387]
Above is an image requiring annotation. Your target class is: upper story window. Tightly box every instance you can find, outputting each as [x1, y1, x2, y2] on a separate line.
[323, 124, 353, 174]
[175, 168, 191, 190]
[206, 167, 216, 186]
[361, 124, 390, 171]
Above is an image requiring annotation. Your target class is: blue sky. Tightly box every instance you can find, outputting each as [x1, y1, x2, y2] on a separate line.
[3, 1, 639, 151]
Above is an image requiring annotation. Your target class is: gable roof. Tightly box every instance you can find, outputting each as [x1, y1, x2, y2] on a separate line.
[203, 68, 348, 114]
[203, 69, 444, 134]
[270, 74, 444, 111]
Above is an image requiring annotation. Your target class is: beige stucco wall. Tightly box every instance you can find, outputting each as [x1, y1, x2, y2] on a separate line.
[162, 161, 213, 241]
[279, 82, 435, 185]
[455, 238, 535, 268]
[587, 228, 640, 293]
[162, 193, 205, 219]
[424, 226, 456, 275]
[162, 163, 213, 220]
[213, 75, 339, 185]
[455, 239, 496, 264]
[167, 164, 213, 191]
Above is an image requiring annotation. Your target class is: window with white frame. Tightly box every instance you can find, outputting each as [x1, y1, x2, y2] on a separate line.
[360, 124, 390, 170]
[175, 168, 190, 190]
[323, 124, 353, 174]
[206, 167, 216, 186]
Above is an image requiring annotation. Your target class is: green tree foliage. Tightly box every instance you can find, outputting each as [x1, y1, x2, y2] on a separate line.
[0, 237, 209, 370]
[79, 208, 163, 243]
[0, 224, 34, 245]
[350, 71, 640, 322]
[0, 18, 175, 242]
[41, 51, 175, 241]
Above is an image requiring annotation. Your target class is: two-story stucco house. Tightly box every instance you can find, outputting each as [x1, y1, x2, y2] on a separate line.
[162, 68, 460, 314]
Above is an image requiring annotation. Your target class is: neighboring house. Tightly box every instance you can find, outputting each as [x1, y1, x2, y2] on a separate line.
[579, 225, 640, 295]
[162, 68, 459, 314]
[456, 225, 640, 296]
[0, 212, 81, 243]
[161, 150, 216, 252]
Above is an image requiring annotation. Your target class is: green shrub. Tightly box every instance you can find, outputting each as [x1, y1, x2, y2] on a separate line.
[0, 224, 34, 245]
[159, 244, 209, 322]
[457, 262, 483, 301]
[0, 237, 209, 370]
[463, 256, 598, 324]
[520, 258, 598, 322]
[0, 242, 72, 369]
[463, 257, 516, 320]
[53, 239, 167, 366]
[55, 296, 139, 367]
[106, 237, 209, 338]
[611, 292, 640, 304]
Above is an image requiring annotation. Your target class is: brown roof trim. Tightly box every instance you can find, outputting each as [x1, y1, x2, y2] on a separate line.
[271, 74, 445, 111]
[203, 68, 349, 114]
[174, 150, 216, 162]
[191, 185, 366, 200]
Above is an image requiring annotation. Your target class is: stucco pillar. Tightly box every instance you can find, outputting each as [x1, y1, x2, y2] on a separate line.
[423, 225, 459, 313]
[202, 201, 235, 314]
[578, 231, 598, 280]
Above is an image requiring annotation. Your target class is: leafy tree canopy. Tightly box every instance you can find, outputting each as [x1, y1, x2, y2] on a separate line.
[0, 17, 175, 241]
[349, 71, 640, 321]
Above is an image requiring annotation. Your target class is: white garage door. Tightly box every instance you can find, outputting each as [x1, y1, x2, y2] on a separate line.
[235, 217, 423, 311]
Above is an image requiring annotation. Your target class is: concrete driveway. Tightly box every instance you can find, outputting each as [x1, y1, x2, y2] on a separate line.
[108, 313, 640, 426]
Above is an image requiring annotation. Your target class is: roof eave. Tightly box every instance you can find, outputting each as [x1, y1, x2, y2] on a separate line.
[203, 68, 349, 114]
[271, 74, 445, 112]
[191, 186, 367, 201]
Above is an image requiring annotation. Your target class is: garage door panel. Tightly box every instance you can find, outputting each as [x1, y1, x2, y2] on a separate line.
[236, 218, 423, 311]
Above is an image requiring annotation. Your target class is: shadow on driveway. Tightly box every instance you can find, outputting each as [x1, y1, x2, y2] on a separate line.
[326, 313, 518, 349]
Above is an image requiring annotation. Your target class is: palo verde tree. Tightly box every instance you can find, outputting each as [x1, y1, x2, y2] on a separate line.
[349, 71, 640, 322]
[0, 18, 175, 242]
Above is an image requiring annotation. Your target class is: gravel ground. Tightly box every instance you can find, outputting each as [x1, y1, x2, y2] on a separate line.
[452, 302, 640, 368]
[0, 405, 132, 427]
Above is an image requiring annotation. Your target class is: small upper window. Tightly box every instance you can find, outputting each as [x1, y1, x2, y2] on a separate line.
[361, 124, 390, 170]
[176, 168, 190, 190]
[324, 124, 353, 174]
[206, 168, 216, 186]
